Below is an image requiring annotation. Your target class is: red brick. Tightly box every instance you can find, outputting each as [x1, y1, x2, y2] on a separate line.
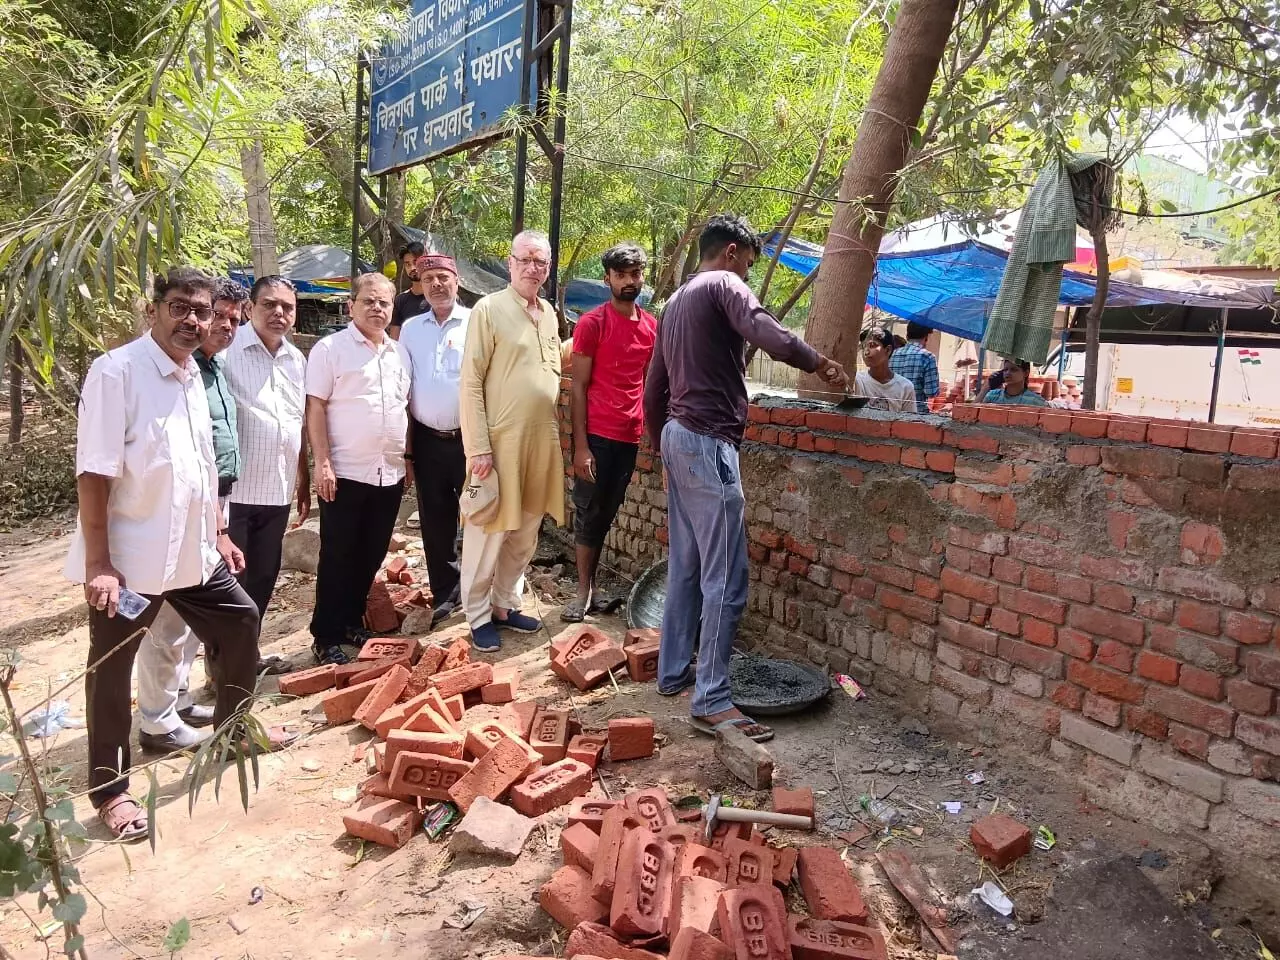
[806, 411, 848, 433]
[1149, 626, 1238, 673]
[567, 922, 665, 960]
[1068, 605, 1145, 645]
[1225, 611, 1275, 646]
[1067, 445, 1102, 466]
[321, 676, 382, 725]
[915, 574, 942, 601]
[621, 788, 675, 832]
[723, 836, 776, 887]
[1145, 687, 1236, 737]
[1094, 583, 1134, 614]
[1230, 429, 1279, 458]
[845, 416, 892, 439]
[939, 616, 998, 655]
[1049, 681, 1085, 711]
[357, 772, 415, 804]
[531, 707, 573, 763]
[348, 656, 410, 687]
[625, 627, 661, 648]
[955, 457, 1014, 486]
[1145, 421, 1189, 448]
[717, 884, 790, 960]
[1186, 422, 1232, 453]
[991, 556, 1025, 585]
[925, 450, 956, 473]
[1056, 627, 1095, 661]
[386, 730, 464, 774]
[1106, 417, 1148, 443]
[464, 720, 528, 761]
[278, 664, 337, 697]
[773, 847, 798, 888]
[1124, 706, 1168, 740]
[481, 667, 520, 704]
[1095, 640, 1135, 673]
[1056, 573, 1093, 603]
[999, 586, 1067, 625]
[1079, 555, 1155, 588]
[591, 806, 644, 900]
[402, 644, 448, 698]
[551, 624, 616, 679]
[1020, 617, 1056, 648]
[1082, 691, 1123, 727]
[359, 636, 421, 663]
[567, 734, 608, 769]
[948, 527, 1009, 554]
[1236, 715, 1280, 755]
[1167, 723, 1210, 760]
[1179, 665, 1224, 701]
[789, 916, 888, 960]
[951, 405, 980, 423]
[448, 734, 535, 812]
[1067, 660, 1145, 703]
[890, 419, 943, 444]
[1175, 600, 1221, 636]
[387, 752, 473, 800]
[772, 786, 814, 820]
[342, 796, 422, 849]
[707, 820, 754, 851]
[797, 847, 867, 923]
[609, 716, 655, 761]
[352, 664, 411, 730]
[541, 864, 610, 929]
[567, 798, 620, 834]
[998, 636, 1064, 678]
[1243, 650, 1280, 689]
[498, 699, 538, 740]
[1135, 651, 1179, 685]
[941, 567, 999, 605]
[670, 927, 734, 960]
[402, 701, 455, 735]
[675, 843, 729, 884]
[610, 827, 676, 937]
[565, 639, 629, 690]
[626, 636, 661, 682]
[429, 661, 494, 699]
[989, 607, 1020, 636]
[364, 580, 401, 632]
[1226, 678, 1275, 716]
[1157, 566, 1246, 608]
[971, 814, 1031, 868]
[511, 758, 594, 817]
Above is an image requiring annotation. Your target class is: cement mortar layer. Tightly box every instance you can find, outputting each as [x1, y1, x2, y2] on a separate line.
[553, 384, 1280, 890]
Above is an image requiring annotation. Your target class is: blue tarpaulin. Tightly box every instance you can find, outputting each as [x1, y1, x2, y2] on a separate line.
[763, 234, 1263, 343]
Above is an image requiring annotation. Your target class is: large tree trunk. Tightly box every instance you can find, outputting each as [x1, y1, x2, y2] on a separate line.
[1081, 229, 1109, 410]
[798, 0, 960, 395]
[240, 139, 280, 277]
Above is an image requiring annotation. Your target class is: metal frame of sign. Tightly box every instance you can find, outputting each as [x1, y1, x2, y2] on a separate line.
[349, 0, 573, 310]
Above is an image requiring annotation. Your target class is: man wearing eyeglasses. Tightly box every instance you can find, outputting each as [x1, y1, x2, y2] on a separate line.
[64, 267, 290, 842]
[134, 277, 247, 753]
[458, 230, 565, 651]
[306, 273, 412, 665]
[223, 276, 311, 634]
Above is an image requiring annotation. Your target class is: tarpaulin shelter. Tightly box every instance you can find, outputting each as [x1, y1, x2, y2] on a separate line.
[229, 245, 371, 295]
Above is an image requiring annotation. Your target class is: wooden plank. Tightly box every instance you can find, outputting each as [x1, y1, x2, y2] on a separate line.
[875, 849, 956, 953]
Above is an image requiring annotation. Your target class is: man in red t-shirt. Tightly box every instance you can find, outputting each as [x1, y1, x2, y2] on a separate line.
[564, 243, 657, 621]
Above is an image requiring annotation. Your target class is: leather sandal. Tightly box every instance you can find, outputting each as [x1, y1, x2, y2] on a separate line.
[98, 794, 149, 842]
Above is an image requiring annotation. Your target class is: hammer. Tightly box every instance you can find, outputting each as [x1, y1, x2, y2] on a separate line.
[702, 793, 813, 842]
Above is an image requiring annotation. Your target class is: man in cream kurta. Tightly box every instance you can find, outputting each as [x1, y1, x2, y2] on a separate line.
[459, 230, 565, 651]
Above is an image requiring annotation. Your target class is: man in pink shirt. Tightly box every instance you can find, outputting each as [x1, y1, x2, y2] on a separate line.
[564, 243, 657, 621]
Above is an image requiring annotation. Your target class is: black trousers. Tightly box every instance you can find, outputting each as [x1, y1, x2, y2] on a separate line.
[227, 502, 292, 621]
[309, 477, 403, 645]
[573, 434, 639, 548]
[410, 422, 467, 604]
[86, 560, 259, 807]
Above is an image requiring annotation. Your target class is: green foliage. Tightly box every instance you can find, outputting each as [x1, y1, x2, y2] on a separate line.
[163, 916, 192, 954]
[0, 417, 78, 525]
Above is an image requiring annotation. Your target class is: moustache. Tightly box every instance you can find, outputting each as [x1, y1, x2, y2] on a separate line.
[616, 286, 641, 301]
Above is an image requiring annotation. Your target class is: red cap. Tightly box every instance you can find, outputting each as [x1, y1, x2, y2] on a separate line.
[416, 253, 458, 276]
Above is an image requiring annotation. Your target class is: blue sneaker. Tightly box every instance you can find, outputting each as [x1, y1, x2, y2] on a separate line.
[471, 622, 502, 651]
[493, 610, 542, 633]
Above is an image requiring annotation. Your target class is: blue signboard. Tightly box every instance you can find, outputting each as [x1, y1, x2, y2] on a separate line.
[368, 0, 527, 175]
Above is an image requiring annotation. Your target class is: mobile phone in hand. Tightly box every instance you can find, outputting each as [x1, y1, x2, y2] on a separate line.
[116, 587, 151, 620]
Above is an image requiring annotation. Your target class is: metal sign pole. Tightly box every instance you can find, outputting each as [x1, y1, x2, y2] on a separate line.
[350, 54, 367, 282]
[544, 0, 573, 313]
[512, 0, 538, 234]
[1208, 307, 1229, 423]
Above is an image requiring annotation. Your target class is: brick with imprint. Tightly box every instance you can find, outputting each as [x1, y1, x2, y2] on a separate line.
[448, 734, 533, 812]
[510, 758, 593, 817]
[667, 874, 725, 936]
[566, 640, 629, 691]
[550, 624, 615, 680]
[387, 751, 473, 800]
[624, 627, 660, 648]
[590, 806, 644, 901]
[567, 798, 619, 834]
[530, 707, 572, 762]
[567, 733, 608, 769]
[772, 847, 798, 888]
[625, 636, 661, 682]
[658, 823, 700, 856]
[789, 915, 888, 960]
[798, 847, 868, 923]
[442, 694, 464, 721]
[610, 826, 676, 938]
[624, 787, 676, 831]
[465, 720, 524, 760]
[716, 883, 790, 960]
[429, 661, 493, 699]
[670, 926, 734, 960]
[675, 842, 728, 883]
[707, 820, 753, 851]
[358, 636, 421, 663]
[724, 836, 775, 887]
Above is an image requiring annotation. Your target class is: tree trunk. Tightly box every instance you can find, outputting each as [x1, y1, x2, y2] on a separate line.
[798, 0, 960, 395]
[7, 346, 23, 446]
[380, 172, 406, 269]
[1081, 229, 1109, 410]
[240, 139, 280, 277]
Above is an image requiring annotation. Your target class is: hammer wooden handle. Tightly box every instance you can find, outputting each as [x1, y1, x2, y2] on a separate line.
[708, 807, 813, 830]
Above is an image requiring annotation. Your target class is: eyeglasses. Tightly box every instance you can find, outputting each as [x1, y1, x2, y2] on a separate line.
[512, 256, 551, 271]
[161, 299, 213, 322]
[355, 297, 394, 310]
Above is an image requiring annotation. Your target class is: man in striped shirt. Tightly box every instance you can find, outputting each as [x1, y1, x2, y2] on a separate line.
[223, 276, 311, 627]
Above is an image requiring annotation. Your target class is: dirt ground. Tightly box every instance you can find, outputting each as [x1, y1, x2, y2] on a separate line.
[0, 510, 1273, 960]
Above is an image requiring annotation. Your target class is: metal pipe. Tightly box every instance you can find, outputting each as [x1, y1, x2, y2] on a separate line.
[1208, 307, 1229, 423]
[350, 54, 366, 281]
[545, 0, 572, 313]
[511, 0, 537, 234]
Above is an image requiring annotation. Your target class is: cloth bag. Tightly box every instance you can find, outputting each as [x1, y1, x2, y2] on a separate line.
[459, 470, 500, 527]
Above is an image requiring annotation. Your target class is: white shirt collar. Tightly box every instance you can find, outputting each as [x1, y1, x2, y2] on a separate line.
[142, 332, 196, 382]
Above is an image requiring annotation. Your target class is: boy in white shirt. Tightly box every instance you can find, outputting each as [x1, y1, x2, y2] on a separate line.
[852, 325, 917, 412]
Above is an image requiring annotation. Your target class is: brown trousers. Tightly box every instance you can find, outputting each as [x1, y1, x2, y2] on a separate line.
[85, 560, 259, 807]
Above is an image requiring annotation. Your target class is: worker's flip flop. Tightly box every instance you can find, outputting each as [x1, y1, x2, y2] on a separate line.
[689, 715, 774, 743]
[587, 595, 625, 614]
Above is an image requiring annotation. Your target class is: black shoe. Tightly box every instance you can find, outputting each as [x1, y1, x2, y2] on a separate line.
[178, 703, 216, 728]
[313, 643, 352, 666]
[431, 600, 459, 627]
[345, 628, 372, 646]
[139, 723, 210, 753]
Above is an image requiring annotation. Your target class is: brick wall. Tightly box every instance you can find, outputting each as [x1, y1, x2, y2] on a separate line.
[555, 381, 1280, 865]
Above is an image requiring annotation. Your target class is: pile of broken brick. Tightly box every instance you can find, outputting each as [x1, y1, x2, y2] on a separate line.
[534, 784, 891, 960]
[277, 622, 664, 849]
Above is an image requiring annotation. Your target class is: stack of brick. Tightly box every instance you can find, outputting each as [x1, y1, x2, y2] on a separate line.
[550, 623, 663, 691]
[278, 624, 660, 851]
[538, 785, 889, 960]
[364, 557, 433, 633]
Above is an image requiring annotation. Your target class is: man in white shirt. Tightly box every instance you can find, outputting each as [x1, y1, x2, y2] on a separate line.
[399, 252, 470, 625]
[64, 267, 288, 842]
[852, 325, 918, 412]
[305, 273, 412, 665]
[223, 275, 311, 624]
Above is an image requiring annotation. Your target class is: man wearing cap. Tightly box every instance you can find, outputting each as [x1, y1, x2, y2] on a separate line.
[400, 252, 471, 624]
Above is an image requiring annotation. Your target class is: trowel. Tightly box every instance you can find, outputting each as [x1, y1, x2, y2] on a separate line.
[834, 394, 871, 412]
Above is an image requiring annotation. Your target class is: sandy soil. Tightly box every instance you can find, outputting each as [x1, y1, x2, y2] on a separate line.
[0, 512, 1270, 960]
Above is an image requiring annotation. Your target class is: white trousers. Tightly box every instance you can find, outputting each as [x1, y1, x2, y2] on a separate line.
[460, 511, 543, 629]
[136, 602, 201, 734]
